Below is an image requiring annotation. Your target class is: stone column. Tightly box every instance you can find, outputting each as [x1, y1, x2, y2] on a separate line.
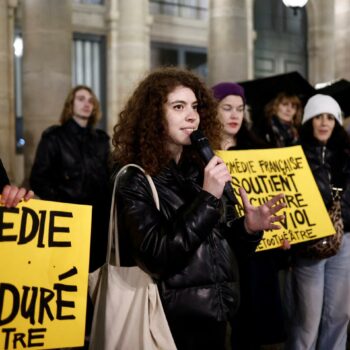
[307, 0, 336, 85]
[22, 0, 72, 178]
[106, 0, 119, 135]
[0, 0, 17, 182]
[334, 0, 350, 80]
[208, 0, 252, 86]
[117, 0, 151, 110]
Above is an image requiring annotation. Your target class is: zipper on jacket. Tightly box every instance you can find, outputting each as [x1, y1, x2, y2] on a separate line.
[320, 145, 343, 200]
[209, 234, 224, 320]
[321, 145, 333, 197]
[321, 145, 326, 165]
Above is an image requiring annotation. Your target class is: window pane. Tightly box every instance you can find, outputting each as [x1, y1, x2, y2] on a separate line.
[151, 43, 207, 79]
[180, 0, 195, 18]
[164, 0, 179, 16]
[73, 0, 104, 4]
[149, 0, 207, 19]
[73, 34, 106, 129]
[151, 47, 178, 68]
[185, 51, 207, 77]
[92, 43, 101, 98]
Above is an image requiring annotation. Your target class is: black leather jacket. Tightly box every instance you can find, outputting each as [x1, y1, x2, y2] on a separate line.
[116, 158, 262, 322]
[30, 119, 111, 271]
[30, 119, 110, 205]
[302, 140, 350, 232]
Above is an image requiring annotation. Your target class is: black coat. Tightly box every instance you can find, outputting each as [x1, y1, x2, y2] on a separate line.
[30, 119, 110, 205]
[302, 140, 350, 232]
[227, 144, 288, 347]
[116, 157, 262, 323]
[0, 159, 10, 191]
[30, 119, 111, 271]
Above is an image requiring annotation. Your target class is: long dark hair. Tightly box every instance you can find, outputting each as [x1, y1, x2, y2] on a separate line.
[300, 119, 350, 151]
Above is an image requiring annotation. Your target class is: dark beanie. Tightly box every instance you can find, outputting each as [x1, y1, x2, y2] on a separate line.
[211, 82, 246, 104]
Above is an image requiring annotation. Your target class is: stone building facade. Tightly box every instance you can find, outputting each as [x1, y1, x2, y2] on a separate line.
[1, 0, 350, 185]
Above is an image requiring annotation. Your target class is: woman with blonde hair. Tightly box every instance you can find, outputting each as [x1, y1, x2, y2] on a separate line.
[254, 92, 303, 147]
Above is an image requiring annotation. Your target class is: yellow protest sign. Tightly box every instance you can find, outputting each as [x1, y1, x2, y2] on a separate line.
[0, 198, 92, 350]
[216, 145, 335, 251]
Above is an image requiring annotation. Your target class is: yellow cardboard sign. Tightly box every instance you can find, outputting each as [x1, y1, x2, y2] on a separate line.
[0, 198, 92, 349]
[216, 145, 335, 251]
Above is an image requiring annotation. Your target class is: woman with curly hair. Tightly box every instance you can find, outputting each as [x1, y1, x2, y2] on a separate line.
[112, 67, 286, 349]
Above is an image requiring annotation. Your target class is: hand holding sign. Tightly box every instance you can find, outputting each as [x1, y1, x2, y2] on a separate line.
[1, 184, 34, 208]
[0, 198, 92, 349]
[240, 187, 286, 234]
[217, 146, 335, 251]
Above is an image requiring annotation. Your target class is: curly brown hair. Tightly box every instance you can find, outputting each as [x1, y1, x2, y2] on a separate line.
[264, 92, 303, 127]
[60, 85, 101, 126]
[112, 67, 222, 175]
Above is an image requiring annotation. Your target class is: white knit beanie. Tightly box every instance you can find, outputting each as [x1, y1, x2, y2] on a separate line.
[302, 94, 343, 125]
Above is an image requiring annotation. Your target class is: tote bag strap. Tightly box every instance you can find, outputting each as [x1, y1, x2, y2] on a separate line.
[106, 164, 160, 266]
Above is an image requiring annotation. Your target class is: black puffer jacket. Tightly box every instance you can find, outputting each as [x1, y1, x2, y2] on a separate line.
[302, 140, 350, 232]
[30, 119, 110, 205]
[116, 158, 262, 323]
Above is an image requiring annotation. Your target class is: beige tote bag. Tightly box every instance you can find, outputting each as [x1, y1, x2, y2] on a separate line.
[88, 164, 177, 350]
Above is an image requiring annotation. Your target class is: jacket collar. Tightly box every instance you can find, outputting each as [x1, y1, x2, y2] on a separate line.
[64, 118, 94, 135]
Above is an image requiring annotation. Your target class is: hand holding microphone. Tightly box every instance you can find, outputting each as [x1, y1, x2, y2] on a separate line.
[190, 129, 238, 203]
[202, 156, 232, 199]
[190, 129, 286, 234]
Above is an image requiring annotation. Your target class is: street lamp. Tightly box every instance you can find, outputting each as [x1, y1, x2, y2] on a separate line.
[13, 36, 23, 57]
[282, 0, 308, 15]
